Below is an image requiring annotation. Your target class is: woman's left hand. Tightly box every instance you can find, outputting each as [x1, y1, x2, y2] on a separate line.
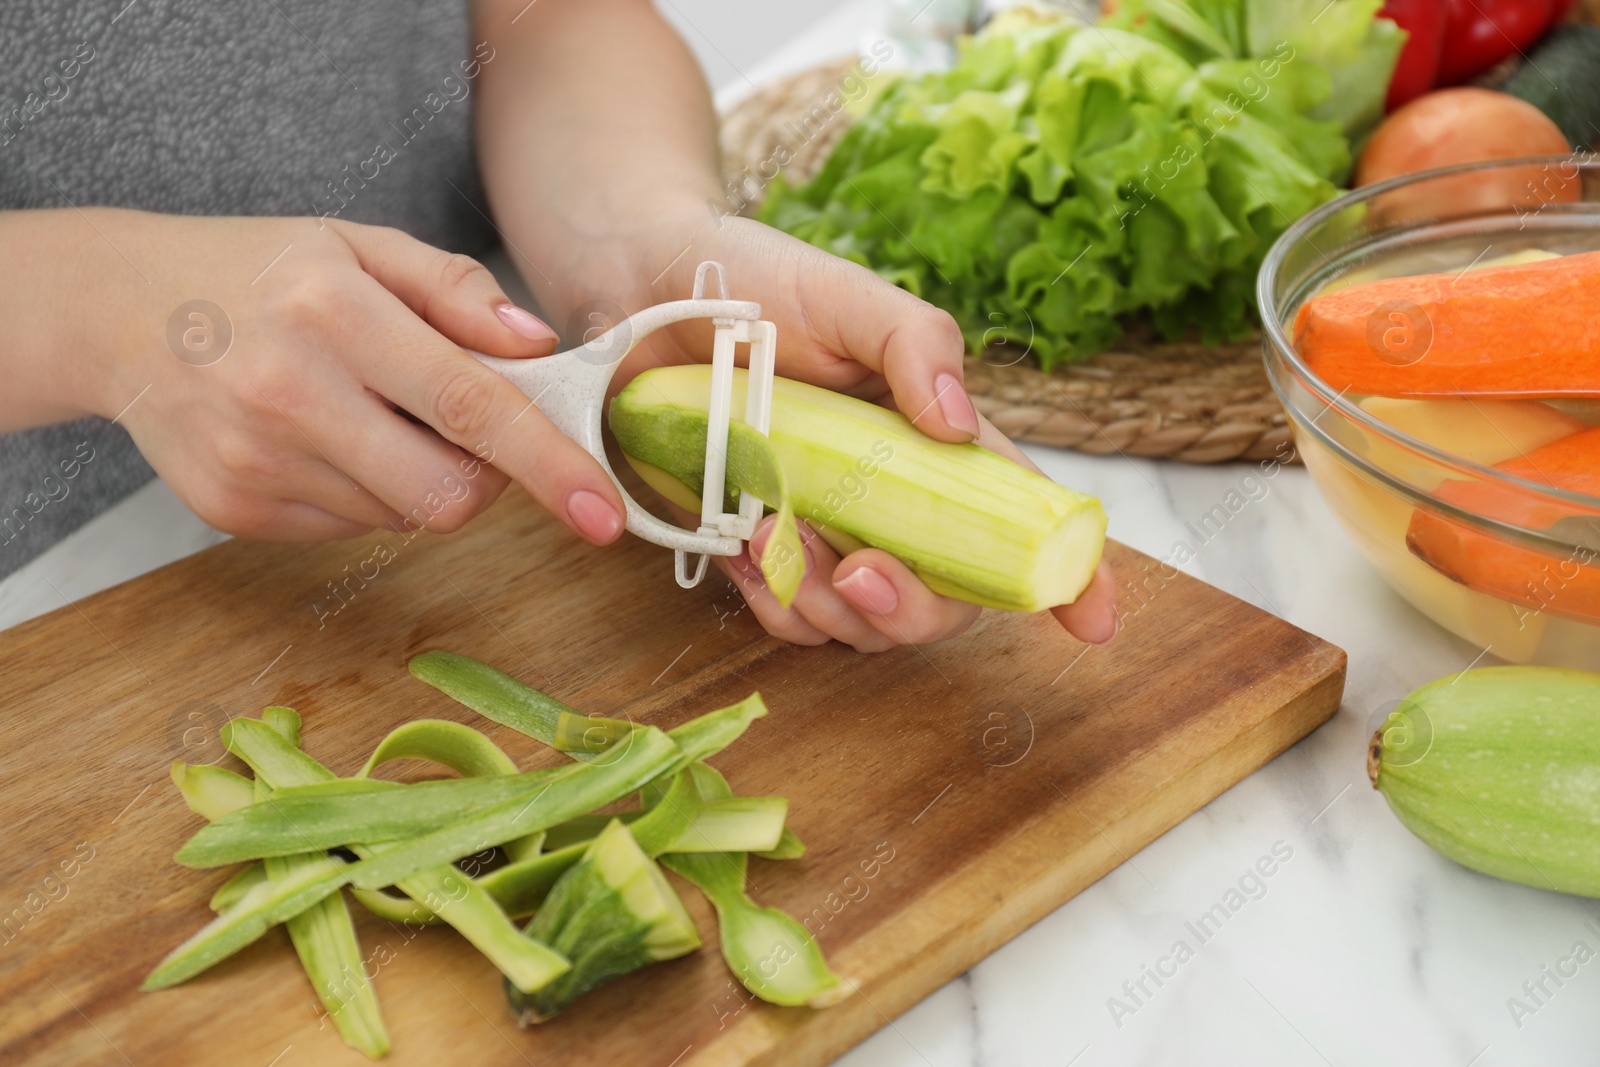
[475, 0, 1114, 651]
[608, 213, 1119, 651]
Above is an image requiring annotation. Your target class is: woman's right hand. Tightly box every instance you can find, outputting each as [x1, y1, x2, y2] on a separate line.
[1, 209, 627, 543]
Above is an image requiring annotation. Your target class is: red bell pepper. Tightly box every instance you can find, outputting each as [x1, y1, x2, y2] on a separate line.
[1380, 0, 1447, 111]
[1437, 0, 1555, 85]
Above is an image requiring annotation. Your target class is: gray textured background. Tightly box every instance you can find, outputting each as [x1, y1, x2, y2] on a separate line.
[0, 0, 843, 578]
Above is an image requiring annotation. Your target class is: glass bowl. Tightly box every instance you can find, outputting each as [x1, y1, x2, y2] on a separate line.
[1259, 156, 1600, 669]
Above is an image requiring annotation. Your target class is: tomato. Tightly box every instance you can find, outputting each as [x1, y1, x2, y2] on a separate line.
[1357, 87, 1577, 223]
[1436, 0, 1555, 85]
[1380, 0, 1446, 111]
[1550, 0, 1579, 19]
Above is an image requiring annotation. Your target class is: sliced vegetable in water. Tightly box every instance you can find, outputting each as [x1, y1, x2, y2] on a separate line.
[1294, 249, 1600, 398]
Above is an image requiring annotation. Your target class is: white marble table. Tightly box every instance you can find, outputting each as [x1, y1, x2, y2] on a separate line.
[6, 5, 1599, 1066]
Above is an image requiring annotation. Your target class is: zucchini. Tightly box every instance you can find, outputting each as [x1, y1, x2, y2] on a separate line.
[1370, 666, 1600, 897]
[1501, 27, 1600, 150]
[609, 366, 1107, 613]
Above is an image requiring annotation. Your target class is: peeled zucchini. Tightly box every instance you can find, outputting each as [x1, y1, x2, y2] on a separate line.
[1370, 666, 1600, 897]
[610, 366, 1107, 612]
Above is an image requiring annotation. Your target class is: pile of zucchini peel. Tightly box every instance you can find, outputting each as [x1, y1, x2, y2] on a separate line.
[146, 651, 838, 1058]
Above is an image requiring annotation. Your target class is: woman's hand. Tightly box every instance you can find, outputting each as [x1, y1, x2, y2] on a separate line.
[3, 209, 628, 544]
[612, 213, 1121, 650]
[473, 0, 1117, 649]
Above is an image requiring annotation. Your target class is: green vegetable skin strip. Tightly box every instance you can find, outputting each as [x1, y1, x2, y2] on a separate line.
[182, 677, 765, 912]
[662, 851, 841, 1007]
[143, 856, 352, 990]
[659, 798, 786, 854]
[175, 742, 676, 869]
[475, 773, 702, 918]
[171, 762, 254, 822]
[538, 799, 782, 855]
[406, 654, 780, 924]
[756, 825, 807, 862]
[407, 651, 635, 755]
[151, 717, 583, 996]
[178, 763, 606, 866]
[344, 727, 681, 890]
[265, 848, 389, 1059]
[408, 651, 771, 774]
[227, 717, 570, 994]
[658, 762, 840, 1007]
[169, 732, 388, 1058]
[250, 720, 389, 1059]
[612, 367, 1105, 611]
[209, 862, 266, 913]
[256, 712, 387, 1059]
[357, 719, 542, 862]
[170, 763, 267, 912]
[359, 718, 519, 778]
[475, 781, 786, 919]
[475, 841, 590, 919]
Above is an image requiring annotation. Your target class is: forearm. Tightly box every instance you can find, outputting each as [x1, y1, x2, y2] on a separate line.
[473, 0, 723, 320]
[0, 209, 131, 431]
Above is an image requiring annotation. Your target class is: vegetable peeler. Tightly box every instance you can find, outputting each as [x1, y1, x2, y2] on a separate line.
[474, 262, 777, 590]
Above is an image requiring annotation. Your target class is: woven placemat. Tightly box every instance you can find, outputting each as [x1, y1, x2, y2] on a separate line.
[717, 57, 1287, 463]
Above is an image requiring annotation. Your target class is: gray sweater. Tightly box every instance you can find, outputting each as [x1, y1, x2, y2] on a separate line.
[0, 0, 496, 578]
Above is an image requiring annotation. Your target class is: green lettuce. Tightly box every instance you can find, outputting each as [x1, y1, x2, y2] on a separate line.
[761, 6, 1399, 368]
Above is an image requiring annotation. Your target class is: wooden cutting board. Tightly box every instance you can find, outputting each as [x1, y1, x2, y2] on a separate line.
[0, 488, 1344, 1066]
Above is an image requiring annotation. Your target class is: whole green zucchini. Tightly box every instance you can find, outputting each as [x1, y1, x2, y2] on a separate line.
[1370, 666, 1600, 897]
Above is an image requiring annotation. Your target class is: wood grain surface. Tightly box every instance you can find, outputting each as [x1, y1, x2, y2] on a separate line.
[0, 488, 1344, 1066]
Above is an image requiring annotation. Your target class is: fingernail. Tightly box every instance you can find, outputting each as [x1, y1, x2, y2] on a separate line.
[935, 372, 979, 438]
[566, 489, 623, 544]
[1088, 605, 1119, 646]
[496, 303, 558, 342]
[748, 516, 774, 561]
[750, 515, 816, 566]
[836, 566, 898, 616]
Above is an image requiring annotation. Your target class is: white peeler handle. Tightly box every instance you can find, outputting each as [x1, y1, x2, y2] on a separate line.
[473, 295, 763, 559]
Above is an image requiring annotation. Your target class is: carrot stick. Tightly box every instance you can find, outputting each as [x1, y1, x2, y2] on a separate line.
[1406, 426, 1600, 622]
[1294, 250, 1600, 398]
